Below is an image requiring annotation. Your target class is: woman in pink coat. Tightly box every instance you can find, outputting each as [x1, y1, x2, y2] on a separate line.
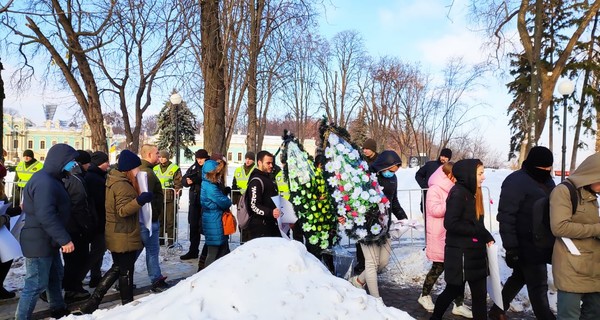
[418, 162, 472, 318]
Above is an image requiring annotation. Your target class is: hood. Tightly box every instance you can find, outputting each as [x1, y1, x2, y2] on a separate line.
[428, 165, 454, 192]
[44, 143, 79, 178]
[106, 169, 130, 188]
[202, 159, 218, 180]
[370, 150, 402, 173]
[452, 159, 480, 195]
[568, 152, 600, 188]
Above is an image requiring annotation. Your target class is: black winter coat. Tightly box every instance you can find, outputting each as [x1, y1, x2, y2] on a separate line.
[183, 162, 203, 207]
[443, 159, 494, 285]
[415, 159, 442, 189]
[84, 164, 107, 233]
[245, 169, 280, 238]
[497, 168, 555, 264]
[21, 144, 78, 257]
[371, 151, 407, 221]
[63, 170, 96, 238]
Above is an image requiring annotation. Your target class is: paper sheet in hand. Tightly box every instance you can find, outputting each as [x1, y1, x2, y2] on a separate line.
[561, 237, 581, 255]
[0, 214, 23, 262]
[486, 244, 503, 309]
[10, 214, 25, 240]
[136, 171, 153, 237]
[272, 196, 298, 239]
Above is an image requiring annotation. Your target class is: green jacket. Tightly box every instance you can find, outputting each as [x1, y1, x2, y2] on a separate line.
[139, 160, 164, 222]
[105, 169, 143, 253]
[550, 152, 600, 293]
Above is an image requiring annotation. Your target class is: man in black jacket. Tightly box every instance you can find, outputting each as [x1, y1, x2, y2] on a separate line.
[245, 150, 281, 241]
[180, 149, 209, 260]
[415, 148, 452, 215]
[489, 147, 556, 320]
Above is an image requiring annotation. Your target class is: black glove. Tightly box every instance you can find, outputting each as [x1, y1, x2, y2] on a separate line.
[6, 205, 22, 217]
[136, 192, 153, 206]
[0, 214, 10, 229]
[505, 248, 519, 269]
[223, 186, 232, 196]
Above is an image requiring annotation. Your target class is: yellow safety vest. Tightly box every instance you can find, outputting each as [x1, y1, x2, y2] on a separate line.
[234, 165, 255, 193]
[275, 170, 290, 200]
[16, 160, 43, 188]
[153, 163, 179, 188]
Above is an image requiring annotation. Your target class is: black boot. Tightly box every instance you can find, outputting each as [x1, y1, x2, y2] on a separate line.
[118, 271, 134, 305]
[79, 266, 120, 314]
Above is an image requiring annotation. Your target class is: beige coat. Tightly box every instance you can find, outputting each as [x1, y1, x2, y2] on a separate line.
[550, 152, 600, 293]
[105, 169, 143, 253]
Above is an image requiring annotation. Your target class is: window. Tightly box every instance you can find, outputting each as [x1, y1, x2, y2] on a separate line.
[227, 152, 232, 161]
[13, 139, 18, 149]
[63, 141, 68, 144]
[28, 140, 33, 149]
[40, 140, 46, 150]
[40, 156, 45, 161]
[75, 142, 80, 148]
[237, 153, 242, 162]
[51, 140, 57, 146]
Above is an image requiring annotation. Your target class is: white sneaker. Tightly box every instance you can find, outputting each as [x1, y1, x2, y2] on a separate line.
[349, 276, 365, 289]
[417, 294, 434, 312]
[452, 303, 473, 319]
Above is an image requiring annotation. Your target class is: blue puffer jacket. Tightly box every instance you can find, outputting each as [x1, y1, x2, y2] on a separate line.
[200, 160, 232, 246]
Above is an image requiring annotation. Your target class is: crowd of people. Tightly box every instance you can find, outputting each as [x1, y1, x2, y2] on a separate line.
[0, 135, 599, 320]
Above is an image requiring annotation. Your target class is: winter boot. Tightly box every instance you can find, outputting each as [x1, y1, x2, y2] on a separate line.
[118, 271, 134, 305]
[79, 266, 120, 314]
[197, 254, 207, 272]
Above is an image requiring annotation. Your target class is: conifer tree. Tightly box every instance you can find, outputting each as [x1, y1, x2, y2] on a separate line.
[155, 97, 198, 160]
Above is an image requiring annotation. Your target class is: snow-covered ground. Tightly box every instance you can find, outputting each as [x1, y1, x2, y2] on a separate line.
[2, 166, 558, 317]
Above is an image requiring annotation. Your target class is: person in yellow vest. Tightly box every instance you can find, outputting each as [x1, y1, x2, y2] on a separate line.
[231, 152, 255, 204]
[271, 159, 290, 201]
[153, 150, 183, 247]
[13, 149, 43, 205]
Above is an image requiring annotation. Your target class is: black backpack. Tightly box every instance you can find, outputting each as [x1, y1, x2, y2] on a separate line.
[531, 179, 578, 250]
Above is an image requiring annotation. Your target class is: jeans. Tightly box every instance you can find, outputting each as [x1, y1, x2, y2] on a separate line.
[557, 291, 600, 320]
[16, 253, 66, 320]
[138, 221, 163, 283]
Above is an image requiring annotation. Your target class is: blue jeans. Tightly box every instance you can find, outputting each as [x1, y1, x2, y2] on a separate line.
[138, 221, 163, 283]
[16, 253, 65, 320]
[557, 290, 600, 320]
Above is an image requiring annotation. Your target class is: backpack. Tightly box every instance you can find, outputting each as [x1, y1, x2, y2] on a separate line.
[237, 177, 264, 231]
[531, 179, 578, 251]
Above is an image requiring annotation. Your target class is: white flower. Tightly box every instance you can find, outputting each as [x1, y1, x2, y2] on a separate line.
[332, 160, 342, 170]
[344, 164, 354, 173]
[351, 175, 361, 184]
[352, 187, 362, 199]
[332, 190, 342, 200]
[360, 191, 370, 201]
[380, 215, 389, 226]
[357, 205, 367, 214]
[370, 224, 382, 235]
[324, 147, 334, 159]
[327, 176, 338, 188]
[370, 195, 381, 203]
[335, 143, 346, 153]
[345, 220, 355, 230]
[350, 150, 360, 160]
[362, 174, 370, 182]
[355, 228, 368, 239]
[328, 133, 339, 145]
[369, 189, 377, 196]
[344, 183, 353, 192]
[340, 172, 349, 181]
[354, 215, 366, 226]
[337, 206, 347, 215]
[289, 181, 299, 192]
[325, 162, 335, 173]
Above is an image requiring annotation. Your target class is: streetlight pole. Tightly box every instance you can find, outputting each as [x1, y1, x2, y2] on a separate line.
[169, 92, 183, 166]
[557, 79, 574, 181]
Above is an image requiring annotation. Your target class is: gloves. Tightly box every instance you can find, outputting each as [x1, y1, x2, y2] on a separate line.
[136, 192, 153, 206]
[505, 248, 519, 269]
[6, 205, 22, 217]
[223, 186, 232, 196]
[0, 214, 10, 229]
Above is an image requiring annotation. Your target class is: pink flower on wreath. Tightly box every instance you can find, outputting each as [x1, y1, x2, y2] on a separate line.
[339, 185, 345, 192]
[336, 173, 342, 179]
[345, 205, 351, 211]
[342, 195, 349, 202]
[371, 181, 378, 187]
[351, 211, 358, 217]
[381, 197, 389, 204]
[358, 164, 364, 170]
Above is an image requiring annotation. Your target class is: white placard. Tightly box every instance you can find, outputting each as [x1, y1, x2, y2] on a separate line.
[561, 237, 581, 255]
[136, 171, 153, 237]
[0, 213, 23, 262]
[272, 196, 298, 239]
[486, 243, 503, 309]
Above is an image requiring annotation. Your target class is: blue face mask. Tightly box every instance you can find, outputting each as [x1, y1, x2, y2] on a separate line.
[381, 170, 395, 178]
[63, 160, 78, 172]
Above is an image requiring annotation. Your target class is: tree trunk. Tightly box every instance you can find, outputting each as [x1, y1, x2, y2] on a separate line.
[246, 0, 264, 154]
[201, 0, 227, 155]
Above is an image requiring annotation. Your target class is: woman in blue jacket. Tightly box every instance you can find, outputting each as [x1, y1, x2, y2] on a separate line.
[200, 159, 232, 268]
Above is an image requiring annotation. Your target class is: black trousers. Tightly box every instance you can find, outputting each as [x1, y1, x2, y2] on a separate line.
[491, 262, 555, 319]
[431, 277, 487, 320]
[0, 259, 12, 286]
[85, 232, 106, 281]
[187, 199, 202, 255]
[62, 233, 90, 291]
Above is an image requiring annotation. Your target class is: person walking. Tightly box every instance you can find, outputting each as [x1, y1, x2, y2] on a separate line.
[550, 152, 600, 320]
[245, 150, 281, 241]
[154, 150, 182, 247]
[418, 162, 473, 318]
[180, 149, 209, 260]
[430, 159, 494, 320]
[78, 150, 152, 314]
[200, 158, 232, 267]
[415, 148, 452, 214]
[349, 150, 406, 299]
[13, 149, 43, 206]
[15, 144, 77, 320]
[489, 146, 556, 320]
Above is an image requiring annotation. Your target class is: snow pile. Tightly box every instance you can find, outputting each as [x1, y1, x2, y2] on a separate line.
[66, 238, 413, 320]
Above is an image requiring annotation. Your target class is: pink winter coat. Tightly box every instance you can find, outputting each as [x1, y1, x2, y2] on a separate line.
[425, 166, 455, 262]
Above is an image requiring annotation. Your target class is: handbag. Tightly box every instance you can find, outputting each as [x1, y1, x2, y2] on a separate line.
[222, 210, 237, 235]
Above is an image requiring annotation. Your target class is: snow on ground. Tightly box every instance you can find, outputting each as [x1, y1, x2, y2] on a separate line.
[3, 165, 559, 317]
[63, 238, 412, 320]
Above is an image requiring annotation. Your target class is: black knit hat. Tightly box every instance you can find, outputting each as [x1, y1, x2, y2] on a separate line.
[75, 150, 91, 165]
[118, 150, 141, 172]
[23, 149, 34, 158]
[245, 151, 255, 161]
[362, 138, 377, 152]
[195, 149, 209, 159]
[439, 148, 452, 160]
[91, 151, 109, 166]
[524, 146, 553, 168]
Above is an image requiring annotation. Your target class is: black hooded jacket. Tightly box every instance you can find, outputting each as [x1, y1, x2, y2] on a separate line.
[85, 164, 108, 233]
[443, 159, 494, 285]
[370, 151, 407, 221]
[21, 144, 78, 257]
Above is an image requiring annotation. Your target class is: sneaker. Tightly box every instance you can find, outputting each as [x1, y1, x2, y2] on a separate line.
[151, 276, 171, 293]
[50, 308, 70, 318]
[417, 294, 435, 312]
[64, 290, 91, 304]
[452, 303, 473, 319]
[349, 276, 365, 289]
[180, 252, 199, 260]
[0, 287, 16, 300]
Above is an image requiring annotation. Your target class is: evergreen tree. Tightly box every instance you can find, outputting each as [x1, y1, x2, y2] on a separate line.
[156, 95, 198, 160]
[348, 106, 369, 147]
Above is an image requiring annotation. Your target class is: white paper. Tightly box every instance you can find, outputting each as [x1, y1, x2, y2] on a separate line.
[0, 222, 22, 263]
[136, 171, 153, 237]
[486, 244, 503, 309]
[561, 237, 581, 255]
[389, 219, 424, 240]
[10, 214, 24, 240]
[272, 196, 298, 239]
[271, 195, 281, 210]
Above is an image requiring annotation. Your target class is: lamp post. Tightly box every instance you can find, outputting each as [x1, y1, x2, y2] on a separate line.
[169, 92, 183, 166]
[557, 79, 574, 181]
